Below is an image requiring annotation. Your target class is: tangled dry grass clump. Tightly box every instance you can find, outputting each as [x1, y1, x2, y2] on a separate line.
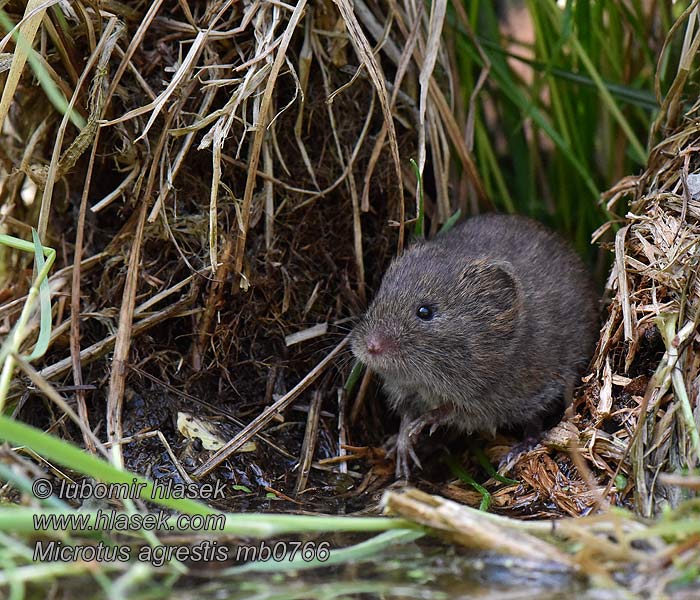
[0, 0, 485, 507]
[504, 59, 700, 518]
[0, 0, 698, 527]
[587, 114, 700, 516]
[503, 123, 700, 517]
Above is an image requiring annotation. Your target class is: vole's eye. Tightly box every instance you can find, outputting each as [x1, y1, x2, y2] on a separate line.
[416, 305, 434, 321]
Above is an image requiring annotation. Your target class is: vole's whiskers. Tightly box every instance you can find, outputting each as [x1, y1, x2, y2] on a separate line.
[333, 351, 358, 375]
[290, 338, 339, 357]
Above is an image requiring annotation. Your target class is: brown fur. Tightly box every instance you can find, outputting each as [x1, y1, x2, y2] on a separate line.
[351, 214, 599, 438]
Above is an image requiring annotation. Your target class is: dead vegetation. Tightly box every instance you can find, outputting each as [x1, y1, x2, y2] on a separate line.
[0, 0, 697, 526]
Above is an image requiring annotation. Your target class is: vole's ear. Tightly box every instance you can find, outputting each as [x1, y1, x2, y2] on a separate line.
[459, 259, 521, 314]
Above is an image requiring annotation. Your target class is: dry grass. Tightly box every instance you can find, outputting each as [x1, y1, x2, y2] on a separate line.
[383, 487, 700, 594]
[497, 7, 700, 519]
[0, 0, 473, 506]
[0, 0, 697, 529]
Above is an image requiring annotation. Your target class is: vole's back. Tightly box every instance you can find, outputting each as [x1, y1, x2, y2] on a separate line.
[442, 214, 598, 391]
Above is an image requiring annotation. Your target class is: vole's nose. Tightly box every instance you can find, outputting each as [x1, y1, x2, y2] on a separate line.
[366, 333, 391, 356]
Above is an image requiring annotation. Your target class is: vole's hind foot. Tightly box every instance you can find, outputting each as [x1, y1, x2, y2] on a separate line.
[498, 434, 542, 473]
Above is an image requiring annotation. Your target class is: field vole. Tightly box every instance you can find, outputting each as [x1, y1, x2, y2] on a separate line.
[351, 214, 598, 478]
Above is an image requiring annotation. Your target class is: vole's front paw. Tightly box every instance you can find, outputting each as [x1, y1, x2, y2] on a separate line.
[387, 408, 453, 479]
[392, 423, 423, 480]
[386, 415, 434, 479]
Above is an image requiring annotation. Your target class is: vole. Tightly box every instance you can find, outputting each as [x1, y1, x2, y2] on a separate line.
[351, 214, 598, 479]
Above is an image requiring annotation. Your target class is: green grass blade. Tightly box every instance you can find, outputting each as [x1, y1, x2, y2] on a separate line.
[445, 454, 490, 511]
[470, 444, 519, 486]
[0, 7, 85, 130]
[0, 416, 416, 538]
[26, 230, 52, 360]
[344, 360, 365, 395]
[225, 529, 424, 574]
[475, 37, 658, 111]
[439, 209, 462, 233]
[0, 415, 217, 515]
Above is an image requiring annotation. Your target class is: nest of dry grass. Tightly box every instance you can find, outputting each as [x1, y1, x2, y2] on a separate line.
[500, 116, 700, 519]
[586, 116, 700, 517]
[1, 0, 483, 509]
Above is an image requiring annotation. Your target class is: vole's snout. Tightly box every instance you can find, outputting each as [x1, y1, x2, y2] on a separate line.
[363, 331, 398, 357]
[358, 325, 399, 358]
